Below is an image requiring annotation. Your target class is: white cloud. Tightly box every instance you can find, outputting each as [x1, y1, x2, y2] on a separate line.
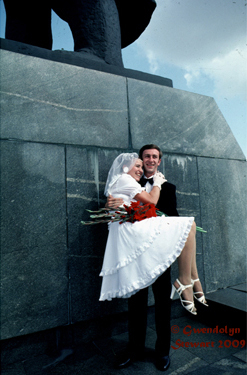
[205, 48, 246, 100]
[184, 46, 247, 100]
[136, 0, 247, 101]
[146, 50, 159, 74]
[184, 70, 201, 88]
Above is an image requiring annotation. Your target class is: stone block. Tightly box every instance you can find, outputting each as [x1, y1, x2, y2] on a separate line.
[69, 256, 128, 323]
[0, 49, 128, 148]
[66, 147, 128, 323]
[0, 141, 68, 339]
[66, 147, 101, 256]
[0, 38, 173, 88]
[197, 157, 247, 292]
[127, 79, 245, 160]
[207, 288, 247, 312]
[66, 147, 128, 259]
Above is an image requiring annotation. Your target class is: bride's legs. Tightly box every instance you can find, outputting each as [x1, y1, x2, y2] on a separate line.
[174, 221, 197, 309]
[190, 235, 207, 303]
[190, 230, 198, 280]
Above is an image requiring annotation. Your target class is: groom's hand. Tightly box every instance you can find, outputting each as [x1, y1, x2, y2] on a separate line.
[153, 172, 167, 189]
[105, 195, 124, 209]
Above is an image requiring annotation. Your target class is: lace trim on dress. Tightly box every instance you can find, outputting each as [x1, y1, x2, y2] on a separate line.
[99, 217, 194, 301]
[99, 218, 163, 276]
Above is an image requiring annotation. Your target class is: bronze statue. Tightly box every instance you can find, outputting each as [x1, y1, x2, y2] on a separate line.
[3, 0, 156, 66]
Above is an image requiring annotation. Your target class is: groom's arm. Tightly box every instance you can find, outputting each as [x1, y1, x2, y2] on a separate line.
[105, 195, 124, 209]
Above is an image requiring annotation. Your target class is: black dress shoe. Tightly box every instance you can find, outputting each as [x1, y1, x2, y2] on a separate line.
[155, 355, 170, 371]
[114, 350, 132, 369]
[114, 348, 144, 369]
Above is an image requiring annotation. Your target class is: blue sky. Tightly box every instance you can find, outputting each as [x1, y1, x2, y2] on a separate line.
[1, 0, 246, 157]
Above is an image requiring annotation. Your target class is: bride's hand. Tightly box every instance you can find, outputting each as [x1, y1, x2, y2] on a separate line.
[153, 172, 167, 189]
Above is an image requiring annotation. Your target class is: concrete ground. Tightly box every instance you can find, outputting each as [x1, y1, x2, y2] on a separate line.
[1, 283, 246, 374]
[1, 313, 246, 375]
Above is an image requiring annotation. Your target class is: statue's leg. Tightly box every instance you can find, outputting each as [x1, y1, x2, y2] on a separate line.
[3, 0, 52, 49]
[51, 0, 123, 66]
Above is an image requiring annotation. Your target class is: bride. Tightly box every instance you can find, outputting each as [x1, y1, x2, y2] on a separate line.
[99, 152, 207, 315]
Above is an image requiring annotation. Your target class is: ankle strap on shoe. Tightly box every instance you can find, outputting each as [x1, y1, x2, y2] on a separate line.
[191, 278, 200, 286]
[176, 279, 192, 295]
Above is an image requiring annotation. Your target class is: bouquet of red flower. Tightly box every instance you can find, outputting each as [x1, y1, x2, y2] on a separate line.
[81, 201, 206, 232]
[81, 201, 157, 225]
[121, 201, 157, 223]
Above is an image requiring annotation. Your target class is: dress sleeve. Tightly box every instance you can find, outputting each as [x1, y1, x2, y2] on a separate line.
[115, 174, 144, 200]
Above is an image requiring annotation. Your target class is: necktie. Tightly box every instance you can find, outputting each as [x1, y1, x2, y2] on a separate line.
[140, 177, 153, 187]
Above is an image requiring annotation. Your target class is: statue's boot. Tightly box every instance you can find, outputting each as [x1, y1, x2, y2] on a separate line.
[3, 0, 52, 49]
[3, 0, 123, 66]
[52, 0, 124, 67]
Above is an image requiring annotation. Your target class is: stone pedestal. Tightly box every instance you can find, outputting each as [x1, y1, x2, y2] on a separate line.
[1, 38, 246, 341]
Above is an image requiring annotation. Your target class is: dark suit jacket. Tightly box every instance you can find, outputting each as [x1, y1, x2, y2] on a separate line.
[156, 182, 179, 217]
[140, 177, 179, 217]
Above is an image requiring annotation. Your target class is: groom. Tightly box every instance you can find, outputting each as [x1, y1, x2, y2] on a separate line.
[107, 144, 178, 371]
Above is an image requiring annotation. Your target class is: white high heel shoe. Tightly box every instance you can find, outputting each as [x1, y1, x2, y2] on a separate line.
[170, 279, 197, 315]
[191, 278, 208, 306]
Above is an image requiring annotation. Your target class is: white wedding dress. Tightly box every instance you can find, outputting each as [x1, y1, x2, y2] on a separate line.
[99, 174, 194, 301]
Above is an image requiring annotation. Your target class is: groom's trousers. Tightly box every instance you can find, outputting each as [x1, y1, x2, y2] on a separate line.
[128, 266, 171, 356]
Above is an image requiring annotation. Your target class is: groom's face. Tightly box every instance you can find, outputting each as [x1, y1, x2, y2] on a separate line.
[142, 149, 161, 177]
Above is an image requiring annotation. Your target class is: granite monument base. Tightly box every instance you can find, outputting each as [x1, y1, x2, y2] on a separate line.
[1, 39, 246, 342]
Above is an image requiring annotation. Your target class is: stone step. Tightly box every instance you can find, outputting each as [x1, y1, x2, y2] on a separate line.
[207, 283, 247, 312]
[196, 283, 247, 341]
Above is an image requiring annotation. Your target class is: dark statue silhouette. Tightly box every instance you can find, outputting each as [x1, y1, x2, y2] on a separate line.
[3, 0, 157, 67]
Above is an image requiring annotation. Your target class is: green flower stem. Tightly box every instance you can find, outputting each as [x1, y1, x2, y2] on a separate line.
[82, 207, 207, 233]
[156, 210, 207, 233]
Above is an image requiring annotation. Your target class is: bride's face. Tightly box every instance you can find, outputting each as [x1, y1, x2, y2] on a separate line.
[127, 159, 143, 181]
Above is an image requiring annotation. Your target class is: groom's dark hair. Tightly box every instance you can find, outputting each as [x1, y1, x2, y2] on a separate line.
[139, 144, 163, 160]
